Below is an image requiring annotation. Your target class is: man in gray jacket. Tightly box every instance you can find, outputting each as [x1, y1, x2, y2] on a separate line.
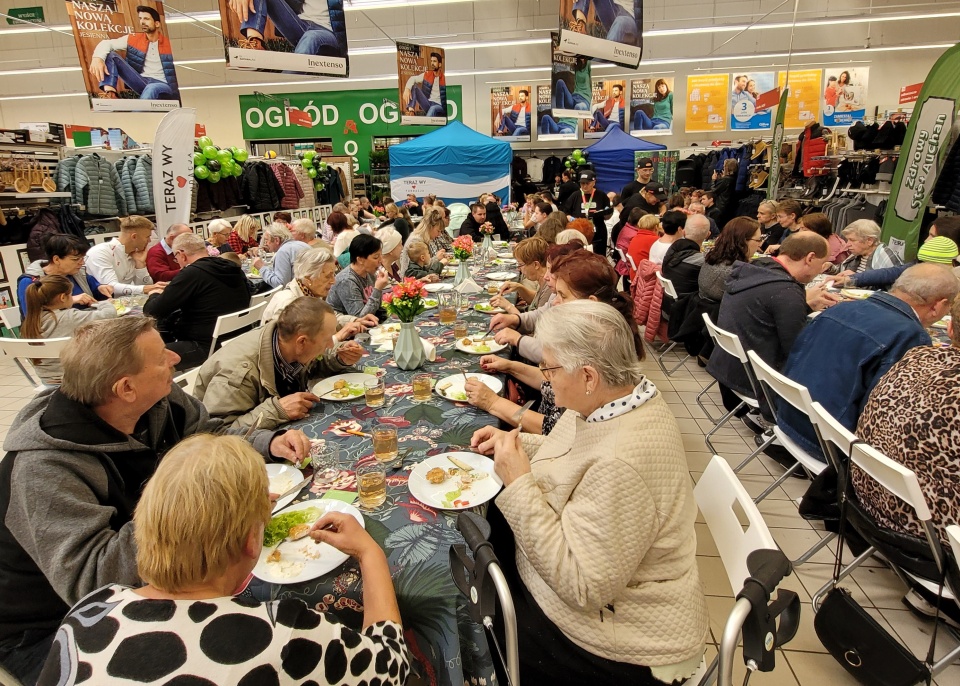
[195, 297, 364, 430]
[0, 317, 311, 684]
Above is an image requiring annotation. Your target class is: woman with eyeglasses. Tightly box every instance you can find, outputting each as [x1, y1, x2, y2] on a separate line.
[489, 237, 550, 315]
[698, 217, 762, 303]
[17, 233, 113, 317]
[470, 301, 708, 685]
[467, 251, 642, 436]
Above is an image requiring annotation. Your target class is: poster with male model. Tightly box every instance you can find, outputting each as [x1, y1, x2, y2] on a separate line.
[557, 0, 643, 68]
[397, 43, 448, 126]
[65, 0, 181, 112]
[492, 86, 533, 142]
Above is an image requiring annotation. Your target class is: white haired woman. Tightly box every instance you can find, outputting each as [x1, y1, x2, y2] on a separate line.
[471, 301, 708, 685]
[262, 246, 377, 336]
[207, 218, 234, 253]
[832, 219, 902, 275]
[39, 434, 409, 685]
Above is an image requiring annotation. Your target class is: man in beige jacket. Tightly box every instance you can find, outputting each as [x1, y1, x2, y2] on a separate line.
[194, 297, 364, 429]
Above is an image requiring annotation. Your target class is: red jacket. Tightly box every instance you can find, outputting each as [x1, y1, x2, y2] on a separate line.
[146, 241, 180, 282]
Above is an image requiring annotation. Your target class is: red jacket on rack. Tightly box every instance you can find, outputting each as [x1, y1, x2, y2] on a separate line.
[146, 240, 180, 282]
[271, 163, 305, 210]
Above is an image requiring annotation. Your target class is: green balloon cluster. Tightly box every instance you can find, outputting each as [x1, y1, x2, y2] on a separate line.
[565, 148, 587, 170]
[297, 149, 328, 191]
[194, 136, 247, 184]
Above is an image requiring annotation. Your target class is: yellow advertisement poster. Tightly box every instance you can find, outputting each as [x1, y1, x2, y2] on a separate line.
[685, 74, 729, 133]
[777, 69, 822, 129]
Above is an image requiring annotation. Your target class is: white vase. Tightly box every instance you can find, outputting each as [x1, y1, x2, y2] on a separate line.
[394, 321, 426, 370]
[454, 259, 470, 285]
[482, 235, 493, 252]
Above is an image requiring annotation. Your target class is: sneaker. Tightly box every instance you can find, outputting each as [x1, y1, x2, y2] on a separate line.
[902, 589, 960, 630]
[754, 431, 808, 479]
[237, 36, 266, 50]
[740, 411, 768, 435]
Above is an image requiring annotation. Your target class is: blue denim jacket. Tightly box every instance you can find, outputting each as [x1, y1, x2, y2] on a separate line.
[777, 292, 931, 460]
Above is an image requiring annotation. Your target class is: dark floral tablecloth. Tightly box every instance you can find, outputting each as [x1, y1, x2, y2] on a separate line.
[253, 265, 518, 686]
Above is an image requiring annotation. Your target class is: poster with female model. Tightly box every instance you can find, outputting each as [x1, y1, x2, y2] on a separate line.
[557, 0, 642, 68]
[823, 68, 869, 126]
[629, 76, 674, 136]
[730, 71, 775, 130]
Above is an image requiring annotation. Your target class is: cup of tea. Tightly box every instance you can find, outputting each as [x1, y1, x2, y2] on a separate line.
[364, 377, 385, 407]
[453, 320, 468, 339]
[412, 374, 433, 403]
[311, 442, 340, 490]
[356, 461, 387, 510]
[372, 423, 399, 464]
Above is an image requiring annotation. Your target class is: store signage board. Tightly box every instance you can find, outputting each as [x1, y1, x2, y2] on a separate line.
[153, 108, 197, 228]
[776, 69, 822, 129]
[628, 76, 674, 137]
[685, 74, 729, 133]
[884, 42, 960, 261]
[556, 0, 643, 68]
[491, 86, 533, 142]
[730, 72, 776, 131]
[239, 87, 463, 174]
[822, 67, 869, 127]
[397, 43, 448, 126]
[6, 6, 44, 24]
[900, 83, 924, 105]
[584, 79, 626, 139]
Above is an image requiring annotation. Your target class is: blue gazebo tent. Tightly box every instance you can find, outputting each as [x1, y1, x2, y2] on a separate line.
[583, 127, 667, 194]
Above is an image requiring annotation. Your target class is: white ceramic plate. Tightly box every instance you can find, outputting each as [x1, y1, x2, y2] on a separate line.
[312, 373, 372, 401]
[455, 337, 508, 355]
[492, 258, 517, 266]
[265, 464, 304, 512]
[424, 283, 453, 292]
[441, 268, 457, 278]
[474, 301, 505, 314]
[253, 500, 365, 584]
[408, 452, 502, 510]
[841, 288, 874, 300]
[370, 323, 420, 344]
[933, 315, 952, 330]
[434, 373, 503, 402]
[485, 271, 518, 281]
[422, 298, 439, 310]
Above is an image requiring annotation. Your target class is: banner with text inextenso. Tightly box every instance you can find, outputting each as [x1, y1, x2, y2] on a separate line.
[238, 87, 463, 175]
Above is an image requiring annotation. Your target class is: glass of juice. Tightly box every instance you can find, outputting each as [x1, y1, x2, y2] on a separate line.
[364, 377, 385, 408]
[310, 443, 340, 490]
[356, 461, 387, 510]
[453, 320, 468, 339]
[372, 424, 399, 464]
[412, 374, 433, 403]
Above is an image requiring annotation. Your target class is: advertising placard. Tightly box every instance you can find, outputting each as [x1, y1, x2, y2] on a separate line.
[585, 79, 626, 138]
[685, 74, 729, 133]
[492, 86, 533, 142]
[397, 43, 447, 126]
[730, 71, 776, 130]
[777, 69, 822, 128]
[823, 67, 869, 127]
[152, 108, 196, 229]
[557, 0, 643, 68]
[217, 0, 348, 77]
[628, 76, 674, 136]
[537, 84, 579, 141]
[64, 1, 181, 112]
[550, 31, 594, 120]
[635, 149, 681, 188]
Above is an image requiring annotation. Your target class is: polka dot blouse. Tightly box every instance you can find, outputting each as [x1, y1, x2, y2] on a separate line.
[37, 585, 410, 686]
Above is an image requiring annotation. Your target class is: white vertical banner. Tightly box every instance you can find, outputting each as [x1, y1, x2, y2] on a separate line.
[152, 108, 197, 229]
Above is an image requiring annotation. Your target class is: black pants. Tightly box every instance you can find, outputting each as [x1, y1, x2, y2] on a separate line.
[168, 340, 210, 371]
[0, 629, 55, 686]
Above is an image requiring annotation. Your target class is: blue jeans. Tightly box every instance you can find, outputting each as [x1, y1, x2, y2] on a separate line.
[633, 110, 669, 130]
[98, 51, 174, 100]
[540, 115, 575, 135]
[242, 0, 343, 56]
[553, 80, 590, 111]
[591, 110, 622, 131]
[574, 0, 639, 44]
[407, 84, 444, 117]
[499, 115, 529, 136]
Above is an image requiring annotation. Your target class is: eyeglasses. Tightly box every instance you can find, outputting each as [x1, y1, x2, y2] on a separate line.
[748, 237, 763, 243]
[515, 261, 527, 269]
[538, 363, 563, 379]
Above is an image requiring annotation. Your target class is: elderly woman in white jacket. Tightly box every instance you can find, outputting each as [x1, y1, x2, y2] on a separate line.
[471, 300, 708, 685]
[262, 246, 377, 338]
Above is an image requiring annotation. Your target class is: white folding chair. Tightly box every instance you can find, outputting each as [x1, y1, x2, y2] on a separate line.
[626, 252, 638, 274]
[653, 272, 690, 376]
[249, 285, 282, 309]
[0, 336, 71, 392]
[208, 301, 267, 357]
[0, 307, 22, 338]
[173, 367, 201, 396]
[693, 456, 800, 685]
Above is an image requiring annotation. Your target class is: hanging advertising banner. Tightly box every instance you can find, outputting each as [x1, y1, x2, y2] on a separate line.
[64, 1, 181, 113]
[900, 82, 923, 105]
[217, 0, 348, 77]
[397, 43, 447, 126]
[550, 31, 594, 120]
[628, 76, 674, 137]
[557, 0, 643, 68]
[584, 79, 626, 138]
[634, 149, 681, 188]
[152, 108, 196, 229]
[730, 71, 776, 130]
[823, 67, 869, 127]
[685, 74, 729, 133]
[768, 89, 789, 201]
[491, 86, 532, 142]
[537, 84, 579, 142]
[884, 43, 960, 261]
[777, 69, 821, 128]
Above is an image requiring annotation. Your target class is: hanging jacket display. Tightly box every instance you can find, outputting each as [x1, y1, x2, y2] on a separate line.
[292, 164, 317, 208]
[316, 166, 345, 205]
[270, 162, 305, 210]
[240, 161, 285, 212]
[74, 153, 127, 217]
[116, 158, 137, 214]
[196, 175, 242, 213]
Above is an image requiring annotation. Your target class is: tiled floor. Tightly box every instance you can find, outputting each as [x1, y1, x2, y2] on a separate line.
[0, 350, 957, 685]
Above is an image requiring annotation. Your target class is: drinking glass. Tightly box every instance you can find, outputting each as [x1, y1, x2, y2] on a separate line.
[412, 374, 433, 403]
[438, 291, 459, 325]
[453, 320, 468, 339]
[364, 377, 385, 407]
[310, 443, 340, 490]
[356, 461, 387, 510]
[372, 424, 399, 464]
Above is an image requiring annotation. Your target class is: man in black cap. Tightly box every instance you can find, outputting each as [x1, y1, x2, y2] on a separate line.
[556, 169, 580, 206]
[620, 158, 656, 201]
[561, 169, 612, 255]
[611, 180, 667, 247]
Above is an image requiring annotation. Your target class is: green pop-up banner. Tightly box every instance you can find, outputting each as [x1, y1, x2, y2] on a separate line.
[882, 42, 960, 260]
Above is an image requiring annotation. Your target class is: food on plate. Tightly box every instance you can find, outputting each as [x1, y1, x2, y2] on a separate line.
[436, 381, 467, 401]
[426, 467, 447, 484]
[424, 299, 438, 307]
[333, 380, 346, 390]
[267, 548, 282, 563]
[288, 523, 312, 541]
[460, 337, 472, 346]
[325, 381, 364, 399]
[264, 507, 322, 547]
[475, 303, 496, 312]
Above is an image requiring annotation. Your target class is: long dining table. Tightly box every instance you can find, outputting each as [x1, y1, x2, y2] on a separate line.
[250, 254, 521, 686]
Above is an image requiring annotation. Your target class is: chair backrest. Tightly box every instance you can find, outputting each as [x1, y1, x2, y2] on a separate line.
[695, 455, 778, 593]
[626, 252, 638, 272]
[209, 301, 267, 357]
[807, 401, 857, 475]
[747, 349, 814, 419]
[0, 307, 22, 337]
[249, 285, 282, 308]
[0, 336, 72, 390]
[173, 367, 201, 396]
[656, 271, 679, 299]
[849, 442, 933, 523]
[702, 313, 748, 363]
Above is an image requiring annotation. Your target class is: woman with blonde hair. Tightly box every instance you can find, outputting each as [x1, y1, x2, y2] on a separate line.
[400, 206, 448, 275]
[39, 434, 409, 685]
[227, 215, 260, 255]
[536, 210, 568, 244]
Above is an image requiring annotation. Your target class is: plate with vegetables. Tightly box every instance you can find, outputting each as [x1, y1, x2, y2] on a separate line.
[474, 301, 505, 314]
[434, 373, 503, 402]
[253, 500, 365, 583]
[455, 336, 507, 355]
[312, 373, 371, 401]
[408, 452, 502, 510]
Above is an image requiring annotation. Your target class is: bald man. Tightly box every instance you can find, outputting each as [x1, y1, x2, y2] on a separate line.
[146, 223, 192, 282]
